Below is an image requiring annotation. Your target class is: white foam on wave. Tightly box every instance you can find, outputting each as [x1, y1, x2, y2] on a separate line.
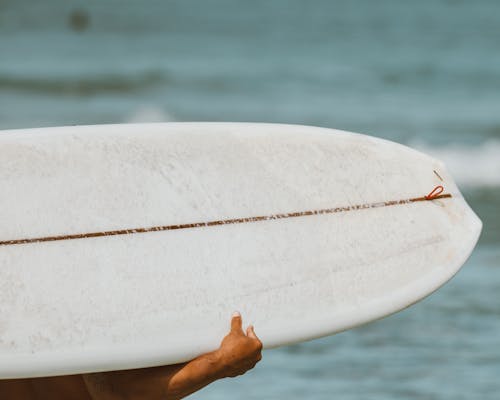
[125, 105, 174, 123]
[413, 139, 500, 188]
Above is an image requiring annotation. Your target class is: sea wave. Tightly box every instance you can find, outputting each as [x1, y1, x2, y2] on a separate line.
[413, 140, 500, 188]
[125, 106, 175, 123]
[0, 70, 165, 95]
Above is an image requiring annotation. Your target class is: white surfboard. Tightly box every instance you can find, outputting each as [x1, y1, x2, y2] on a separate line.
[0, 123, 481, 378]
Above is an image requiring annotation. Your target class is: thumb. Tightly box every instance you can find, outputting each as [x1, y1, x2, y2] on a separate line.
[231, 311, 243, 333]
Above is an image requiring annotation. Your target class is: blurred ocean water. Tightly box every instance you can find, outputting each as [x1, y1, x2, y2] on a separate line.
[0, 0, 499, 398]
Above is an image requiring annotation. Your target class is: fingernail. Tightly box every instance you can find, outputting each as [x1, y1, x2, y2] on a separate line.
[232, 311, 241, 317]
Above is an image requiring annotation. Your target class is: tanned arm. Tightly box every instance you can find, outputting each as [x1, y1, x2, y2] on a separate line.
[83, 312, 262, 400]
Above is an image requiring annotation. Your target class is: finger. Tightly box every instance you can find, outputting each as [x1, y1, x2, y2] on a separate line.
[246, 325, 258, 339]
[231, 311, 243, 332]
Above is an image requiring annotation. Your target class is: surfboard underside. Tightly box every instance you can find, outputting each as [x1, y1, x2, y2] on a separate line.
[0, 123, 481, 378]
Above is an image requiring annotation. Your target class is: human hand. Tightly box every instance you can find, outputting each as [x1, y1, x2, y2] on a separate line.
[215, 312, 263, 378]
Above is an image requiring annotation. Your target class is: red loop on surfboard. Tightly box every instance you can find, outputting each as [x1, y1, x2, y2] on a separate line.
[425, 185, 444, 200]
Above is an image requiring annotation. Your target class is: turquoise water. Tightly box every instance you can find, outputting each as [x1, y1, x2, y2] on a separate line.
[1, 1, 499, 398]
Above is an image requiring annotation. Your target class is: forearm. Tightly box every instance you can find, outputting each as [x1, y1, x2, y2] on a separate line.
[83, 313, 262, 400]
[83, 351, 225, 400]
[163, 350, 225, 399]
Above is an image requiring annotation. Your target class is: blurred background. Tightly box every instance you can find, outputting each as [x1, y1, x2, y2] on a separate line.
[1, 0, 499, 398]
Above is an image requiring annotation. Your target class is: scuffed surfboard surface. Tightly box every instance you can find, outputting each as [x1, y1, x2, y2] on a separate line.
[0, 123, 481, 378]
